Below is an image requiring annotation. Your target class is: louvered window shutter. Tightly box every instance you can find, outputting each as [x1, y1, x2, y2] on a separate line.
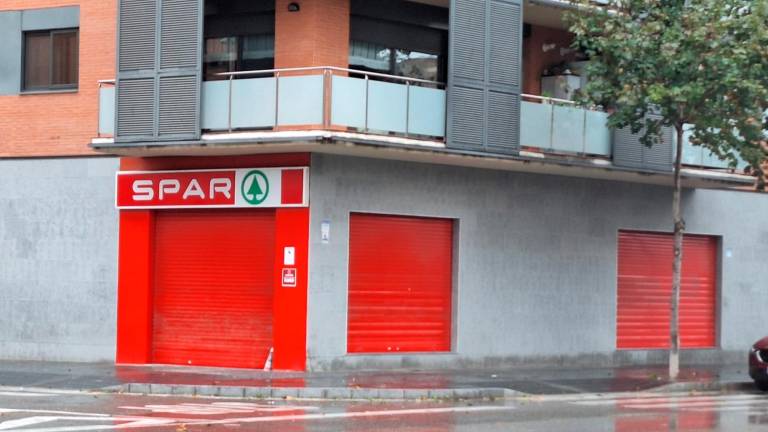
[116, 0, 202, 142]
[447, 0, 522, 154]
[612, 114, 674, 171]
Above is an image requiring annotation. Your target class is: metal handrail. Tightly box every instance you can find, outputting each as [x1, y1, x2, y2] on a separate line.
[521, 93, 576, 105]
[217, 66, 445, 87]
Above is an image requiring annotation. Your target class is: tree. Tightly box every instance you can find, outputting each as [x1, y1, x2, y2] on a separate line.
[566, 0, 768, 379]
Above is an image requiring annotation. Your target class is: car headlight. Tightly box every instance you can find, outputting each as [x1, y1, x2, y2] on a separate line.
[754, 347, 765, 362]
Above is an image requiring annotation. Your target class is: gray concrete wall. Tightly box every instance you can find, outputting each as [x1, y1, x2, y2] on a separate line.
[0, 157, 118, 362]
[307, 154, 768, 370]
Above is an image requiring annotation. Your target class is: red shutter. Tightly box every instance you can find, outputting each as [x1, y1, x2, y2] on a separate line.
[617, 231, 717, 349]
[152, 209, 275, 368]
[347, 213, 453, 353]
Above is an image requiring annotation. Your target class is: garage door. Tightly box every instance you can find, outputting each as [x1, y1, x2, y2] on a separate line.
[152, 209, 275, 368]
[617, 231, 717, 349]
[347, 213, 453, 353]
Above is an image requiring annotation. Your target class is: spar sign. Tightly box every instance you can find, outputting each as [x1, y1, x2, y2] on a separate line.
[116, 167, 308, 209]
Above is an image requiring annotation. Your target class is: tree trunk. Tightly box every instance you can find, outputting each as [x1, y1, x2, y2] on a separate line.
[670, 124, 685, 381]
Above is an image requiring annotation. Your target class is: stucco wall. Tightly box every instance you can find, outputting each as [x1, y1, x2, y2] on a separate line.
[0, 157, 118, 361]
[307, 154, 768, 370]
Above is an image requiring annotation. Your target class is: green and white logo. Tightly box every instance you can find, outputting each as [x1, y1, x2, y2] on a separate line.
[241, 170, 269, 205]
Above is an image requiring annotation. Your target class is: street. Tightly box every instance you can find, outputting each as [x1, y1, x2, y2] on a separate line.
[0, 388, 767, 431]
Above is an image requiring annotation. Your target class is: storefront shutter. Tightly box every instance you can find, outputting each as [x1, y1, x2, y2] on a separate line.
[152, 209, 275, 368]
[617, 231, 717, 349]
[347, 213, 453, 353]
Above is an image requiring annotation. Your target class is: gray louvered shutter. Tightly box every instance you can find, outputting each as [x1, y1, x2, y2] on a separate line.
[116, 0, 202, 143]
[612, 115, 674, 171]
[447, 0, 522, 154]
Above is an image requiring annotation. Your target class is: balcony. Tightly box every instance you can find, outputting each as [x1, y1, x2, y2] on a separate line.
[200, 67, 446, 140]
[94, 74, 743, 173]
[520, 95, 611, 158]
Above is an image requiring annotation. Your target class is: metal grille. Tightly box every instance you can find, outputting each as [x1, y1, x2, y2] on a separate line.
[159, 75, 198, 136]
[116, 78, 154, 137]
[449, 85, 485, 149]
[487, 91, 519, 152]
[613, 115, 674, 171]
[451, 0, 485, 83]
[160, 0, 199, 69]
[118, 0, 155, 72]
[489, 1, 521, 89]
[448, 0, 522, 153]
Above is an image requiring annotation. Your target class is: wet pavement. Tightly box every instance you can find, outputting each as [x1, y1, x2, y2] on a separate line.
[1, 386, 768, 431]
[0, 360, 751, 397]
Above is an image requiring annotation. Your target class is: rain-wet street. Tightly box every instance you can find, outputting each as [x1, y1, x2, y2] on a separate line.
[1, 387, 768, 431]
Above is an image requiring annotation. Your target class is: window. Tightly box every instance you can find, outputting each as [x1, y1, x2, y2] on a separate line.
[23, 29, 78, 91]
[349, 40, 443, 82]
[203, 34, 275, 81]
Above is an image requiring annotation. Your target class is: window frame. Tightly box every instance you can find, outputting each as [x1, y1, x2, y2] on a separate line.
[21, 27, 79, 92]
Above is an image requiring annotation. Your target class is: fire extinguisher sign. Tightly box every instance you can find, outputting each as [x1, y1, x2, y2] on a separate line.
[282, 268, 297, 287]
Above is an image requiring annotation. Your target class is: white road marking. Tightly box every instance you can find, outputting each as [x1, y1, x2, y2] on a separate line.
[0, 409, 108, 417]
[0, 405, 514, 432]
[0, 392, 54, 397]
[0, 386, 84, 396]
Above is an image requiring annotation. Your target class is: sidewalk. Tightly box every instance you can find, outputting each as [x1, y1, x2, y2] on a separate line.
[0, 360, 753, 400]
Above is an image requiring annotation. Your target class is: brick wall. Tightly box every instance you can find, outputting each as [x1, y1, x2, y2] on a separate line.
[275, 0, 350, 70]
[0, 0, 116, 157]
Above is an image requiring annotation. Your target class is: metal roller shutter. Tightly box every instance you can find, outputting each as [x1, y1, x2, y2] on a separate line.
[152, 209, 275, 368]
[617, 231, 717, 349]
[347, 213, 453, 353]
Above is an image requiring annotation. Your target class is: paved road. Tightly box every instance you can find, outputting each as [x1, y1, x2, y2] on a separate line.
[0, 387, 767, 431]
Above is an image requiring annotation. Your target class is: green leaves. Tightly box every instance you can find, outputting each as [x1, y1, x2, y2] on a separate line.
[566, 0, 768, 173]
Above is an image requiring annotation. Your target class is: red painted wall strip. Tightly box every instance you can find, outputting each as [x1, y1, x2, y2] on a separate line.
[281, 169, 305, 205]
[116, 210, 154, 364]
[120, 154, 311, 171]
[272, 208, 310, 370]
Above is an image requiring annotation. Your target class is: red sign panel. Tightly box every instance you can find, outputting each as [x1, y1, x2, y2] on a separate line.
[117, 171, 236, 208]
[116, 167, 308, 209]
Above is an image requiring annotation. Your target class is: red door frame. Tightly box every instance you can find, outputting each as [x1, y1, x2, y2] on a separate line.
[115, 154, 310, 370]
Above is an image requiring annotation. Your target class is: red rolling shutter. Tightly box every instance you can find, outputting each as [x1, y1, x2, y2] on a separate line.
[347, 213, 453, 353]
[152, 209, 275, 368]
[617, 231, 717, 349]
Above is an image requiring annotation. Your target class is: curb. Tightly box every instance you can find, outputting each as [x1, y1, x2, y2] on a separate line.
[101, 383, 523, 401]
[649, 381, 754, 393]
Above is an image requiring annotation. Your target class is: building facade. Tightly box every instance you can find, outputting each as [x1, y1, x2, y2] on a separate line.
[0, 0, 118, 361]
[2, 0, 768, 371]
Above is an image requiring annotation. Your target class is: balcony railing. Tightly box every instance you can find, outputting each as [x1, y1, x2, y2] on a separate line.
[520, 94, 611, 157]
[96, 73, 743, 172]
[201, 66, 446, 139]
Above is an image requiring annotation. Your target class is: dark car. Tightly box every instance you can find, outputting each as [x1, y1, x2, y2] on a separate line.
[750, 337, 768, 390]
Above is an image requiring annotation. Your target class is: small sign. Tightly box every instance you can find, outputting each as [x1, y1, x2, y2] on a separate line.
[283, 246, 295, 265]
[320, 220, 330, 244]
[282, 268, 297, 287]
